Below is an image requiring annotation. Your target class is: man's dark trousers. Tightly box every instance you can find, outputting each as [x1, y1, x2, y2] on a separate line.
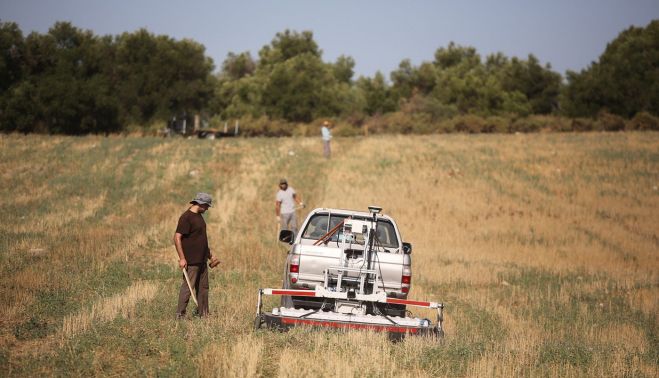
[176, 264, 209, 316]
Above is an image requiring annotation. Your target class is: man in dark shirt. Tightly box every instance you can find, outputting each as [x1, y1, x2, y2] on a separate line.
[174, 192, 215, 318]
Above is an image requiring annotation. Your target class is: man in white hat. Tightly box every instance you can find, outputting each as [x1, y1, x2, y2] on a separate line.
[174, 192, 217, 319]
[321, 120, 333, 159]
[275, 179, 304, 238]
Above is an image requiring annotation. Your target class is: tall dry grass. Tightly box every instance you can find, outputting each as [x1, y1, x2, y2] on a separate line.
[198, 333, 264, 377]
[61, 281, 159, 340]
[0, 132, 657, 376]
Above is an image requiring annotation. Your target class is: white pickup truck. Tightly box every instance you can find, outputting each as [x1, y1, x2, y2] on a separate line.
[278, 206, 413, 317]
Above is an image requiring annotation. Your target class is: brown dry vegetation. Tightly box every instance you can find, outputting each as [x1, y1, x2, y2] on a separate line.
[0, 132, 657, 377]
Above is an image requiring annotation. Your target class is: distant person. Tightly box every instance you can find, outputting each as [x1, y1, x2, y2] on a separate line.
[275, 178, 304, 238]
[321, 120, 333, 159]
[174, 192, 218, 319]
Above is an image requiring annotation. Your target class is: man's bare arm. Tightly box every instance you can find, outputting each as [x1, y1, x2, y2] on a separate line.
[173, 233, 187, 269]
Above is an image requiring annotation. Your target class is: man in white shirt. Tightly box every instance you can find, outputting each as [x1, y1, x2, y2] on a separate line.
[275, 178, 304, 237]
[321, 120, 333, 159]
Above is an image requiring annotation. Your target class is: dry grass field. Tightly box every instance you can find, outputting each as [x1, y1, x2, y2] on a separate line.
[0, 132, 657, 377]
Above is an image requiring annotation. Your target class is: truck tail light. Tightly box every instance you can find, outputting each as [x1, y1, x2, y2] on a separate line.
[401, 271, 411, 294]
[288, 254, 300, 286]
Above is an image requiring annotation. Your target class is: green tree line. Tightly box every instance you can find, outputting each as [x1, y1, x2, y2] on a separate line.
[0, 22, 213, 134]
[1, 20, 657, 135]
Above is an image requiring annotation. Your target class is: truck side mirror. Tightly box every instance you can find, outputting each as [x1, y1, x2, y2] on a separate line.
[279, 230, 294, 244]
[402, 242, 412, 254]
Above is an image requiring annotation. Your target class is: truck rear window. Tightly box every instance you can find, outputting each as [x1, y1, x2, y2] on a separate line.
[301, 213, 399, 248]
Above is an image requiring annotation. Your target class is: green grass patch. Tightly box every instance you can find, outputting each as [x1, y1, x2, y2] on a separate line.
[537, 339, 593, 368]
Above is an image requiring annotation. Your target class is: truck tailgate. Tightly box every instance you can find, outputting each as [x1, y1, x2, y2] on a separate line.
[298, 245, 342, 282]
[297, 246, 406, 292]
[371, 252, 406, 290]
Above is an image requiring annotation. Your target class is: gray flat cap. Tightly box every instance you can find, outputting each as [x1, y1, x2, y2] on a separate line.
[190, 192, 213, 207]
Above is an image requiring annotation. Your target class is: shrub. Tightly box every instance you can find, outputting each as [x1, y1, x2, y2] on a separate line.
[408, 113, 437, 134]
[264, 118, 292, 136]
[385, 112, 416, 134]
[595, 110, 626, 131]
[510, 117, 538, 133]
[452, 114, 487, 133]
[547, 116, 573, 132]
[332, 120, 362, 137]
[483, 116, 510, 133]
[361, 112, 424, 135]
[290, 122, 311, 137]
[464, 114, 513, 133]
[343, 113, 367, 129]
[237, 115, 293, 137]
[509, 115, 571, 133]
[362, 114, 385, 135]
[436, 119, 456, 133]
[626, 111, 659, 131]
[571, 118, 595, 132]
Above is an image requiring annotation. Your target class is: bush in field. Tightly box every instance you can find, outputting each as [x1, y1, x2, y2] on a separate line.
[571, 118, 596, 132]
[362, 114, 384, 135]
[452, 114, 487, 133]
[482, 116, 510, 133]
[288, 122, 314, 137]
[548, 116, 573, 132]
[452, 114, 509, 133]
[511, 115, 570, 133]
[361, 113, 512, 135]
[363, 111, 438, 135]
[386, 112, 421, 134]
[236, 115, 292, 137]
[332, 121, 363, 137]
[363, 113, 407, 135]
[435, 119, 456, 133]
[595, 110, 626, 131]
[626, 111, 659, 131]
[409, 114, 441, 134]
[510, 117, 543, 133]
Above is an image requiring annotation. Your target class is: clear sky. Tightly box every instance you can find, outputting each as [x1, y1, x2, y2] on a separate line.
[1, 1, 657, 78]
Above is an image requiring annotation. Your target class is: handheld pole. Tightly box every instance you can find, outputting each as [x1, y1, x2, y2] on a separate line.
[182, 267, 198, 306]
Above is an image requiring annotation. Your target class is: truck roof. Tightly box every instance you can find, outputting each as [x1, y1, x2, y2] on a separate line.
[308, 207, 395, 222]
